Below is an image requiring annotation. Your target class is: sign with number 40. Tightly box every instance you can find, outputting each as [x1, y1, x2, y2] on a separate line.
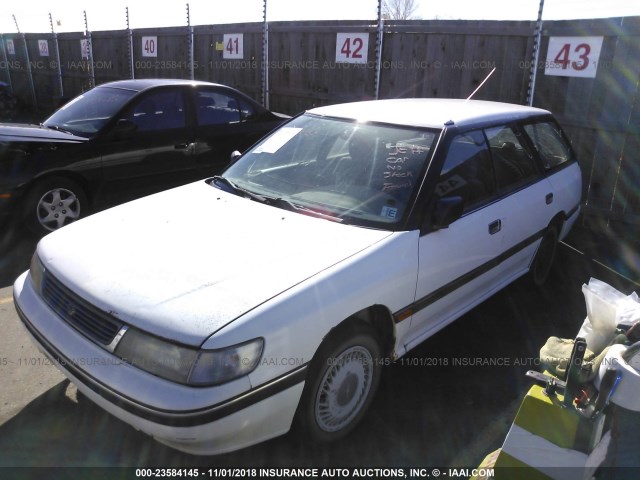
[544, 36, 603, 78]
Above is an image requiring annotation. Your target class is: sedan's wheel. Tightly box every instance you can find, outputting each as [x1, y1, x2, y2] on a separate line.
[24, 177, 88, 235]
[530, 226, 558, 287]
[296, 322, 382, 443]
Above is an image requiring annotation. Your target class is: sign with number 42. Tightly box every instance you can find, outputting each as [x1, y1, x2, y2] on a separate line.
[335, 33, 369, 64]
[545, 36, 603, 78]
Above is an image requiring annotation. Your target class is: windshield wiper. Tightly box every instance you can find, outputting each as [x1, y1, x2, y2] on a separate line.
[267, 197, 343, 222]
[211, 176, 268, 203]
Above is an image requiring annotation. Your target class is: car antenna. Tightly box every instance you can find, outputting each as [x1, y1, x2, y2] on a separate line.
[465, 67, 497, 101]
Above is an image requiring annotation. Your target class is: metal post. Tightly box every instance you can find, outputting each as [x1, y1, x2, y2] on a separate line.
[375, 0, 384, 100]
[13, 15, 37, 109]
[83, 11, 95, 88]
[127, 7, 135, 79]
[187, 3, 194, 80]
[0, 34, 13, 92]
[262, 0, 269, 109]
[526, 0, 545, 106]
[50, 13, 64, 101]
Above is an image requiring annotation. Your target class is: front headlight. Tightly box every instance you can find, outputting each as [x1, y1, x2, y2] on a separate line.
[114, 328, 264, 386]
[189, 339, 264, 386]
[29, 253, 45, 295]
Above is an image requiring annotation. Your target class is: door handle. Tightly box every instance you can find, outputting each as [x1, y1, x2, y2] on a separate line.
[546, 193, 554, 205]
[488, 219, 502, 235]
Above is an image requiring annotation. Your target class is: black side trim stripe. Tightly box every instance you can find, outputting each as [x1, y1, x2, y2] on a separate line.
[393, 226, 547, 323]
[15, 298, 307, 427]
[394, 201, 580, 323]
[565, 202, 580, 220]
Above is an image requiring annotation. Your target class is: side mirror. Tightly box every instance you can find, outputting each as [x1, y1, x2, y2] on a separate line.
[229, 150, 242, 164]
[432, 196, 464, 230]
[112, 119, 137, 137]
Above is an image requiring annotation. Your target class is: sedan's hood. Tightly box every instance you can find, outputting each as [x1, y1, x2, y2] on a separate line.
[38, 181, 393, 346]
[0, 123, 87, 143]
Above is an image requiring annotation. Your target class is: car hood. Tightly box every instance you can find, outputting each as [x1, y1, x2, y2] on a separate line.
[0, 123, 87, 143]
[38, 181, 393, 346]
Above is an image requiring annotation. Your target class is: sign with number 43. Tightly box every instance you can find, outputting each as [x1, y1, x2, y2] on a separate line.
[544, 36, 603, 78]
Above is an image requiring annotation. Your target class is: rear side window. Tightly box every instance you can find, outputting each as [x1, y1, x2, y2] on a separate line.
[485, 125, 539, 192]
[524, 121, 572, 170]
[196, 91, 241, 125]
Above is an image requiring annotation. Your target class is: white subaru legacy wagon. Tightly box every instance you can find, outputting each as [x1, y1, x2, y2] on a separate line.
[14, 99, 581, 455]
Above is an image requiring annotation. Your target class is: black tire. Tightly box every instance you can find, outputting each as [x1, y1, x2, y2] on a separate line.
[23, 176, 88, 235]
[295, 321, 382, 443]
[530, 226, 559, 287]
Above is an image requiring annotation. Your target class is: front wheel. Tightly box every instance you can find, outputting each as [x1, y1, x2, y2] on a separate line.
[295, 322, 382, 443]
[23, 177, 88, 235]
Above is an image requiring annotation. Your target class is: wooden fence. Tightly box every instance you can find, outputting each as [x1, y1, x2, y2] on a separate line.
[1, 17, 639, 224]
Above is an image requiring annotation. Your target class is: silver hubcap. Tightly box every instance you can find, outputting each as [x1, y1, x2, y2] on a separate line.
[37, 188, 81, 231]
[315, 346, 373, 433]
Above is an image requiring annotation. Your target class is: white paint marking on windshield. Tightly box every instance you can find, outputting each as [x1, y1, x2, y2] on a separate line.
[254, 127, 302, 154]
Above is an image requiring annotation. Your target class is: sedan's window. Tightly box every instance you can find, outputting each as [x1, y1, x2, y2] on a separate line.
[222, 114, 438, 228]
[524, 121, 572, 170]
[435, 130, 493, 212]
[485, 125, 538, 192]
[126, 90, 186, 132]
[238, 98, 256, 120]
[196, 91, 242, 125]
[43, 86, 137, 137]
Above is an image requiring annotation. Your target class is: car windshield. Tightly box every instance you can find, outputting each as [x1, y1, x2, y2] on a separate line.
[222, 114, 438, 229]
[43, 86, 137, 137]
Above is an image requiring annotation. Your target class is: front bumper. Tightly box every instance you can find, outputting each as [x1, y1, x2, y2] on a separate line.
[13, 271, 306, 455]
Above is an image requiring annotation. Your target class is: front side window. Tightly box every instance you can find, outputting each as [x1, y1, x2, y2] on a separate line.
[221, 114, 438, 228]
[524, 121, 572, 170]
[435, 130, 494, 213]
[125, 90, 186, 132]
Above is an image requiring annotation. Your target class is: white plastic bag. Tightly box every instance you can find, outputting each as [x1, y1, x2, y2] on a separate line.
[577, 278, 640, 353]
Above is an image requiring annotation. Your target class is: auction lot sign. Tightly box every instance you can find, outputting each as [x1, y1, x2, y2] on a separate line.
[544, 36, 604, 78]
[335, 32, 369, 64]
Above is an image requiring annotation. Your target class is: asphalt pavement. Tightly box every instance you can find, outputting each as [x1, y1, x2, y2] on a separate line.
[0, 214, 638, 477]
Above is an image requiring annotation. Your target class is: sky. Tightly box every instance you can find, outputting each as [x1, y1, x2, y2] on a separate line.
[1, 0, 640, 33]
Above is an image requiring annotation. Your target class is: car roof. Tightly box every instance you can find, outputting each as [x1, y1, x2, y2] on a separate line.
[96, 79, 229, 92]
[308, 98, 551, 129]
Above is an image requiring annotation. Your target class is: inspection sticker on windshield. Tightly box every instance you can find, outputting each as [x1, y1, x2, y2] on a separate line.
[254, 127, 302, 154]
[380, 206, 398, 219]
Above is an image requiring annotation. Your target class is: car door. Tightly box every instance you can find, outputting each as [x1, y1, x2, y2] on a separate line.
[190, 87, 278, 175]
[522, 118, 582, 235]
[98, 87, 196, 206]
[405, 129, 506, 350]
[483, 123, 553, 279]
[406, 124, 551, 350]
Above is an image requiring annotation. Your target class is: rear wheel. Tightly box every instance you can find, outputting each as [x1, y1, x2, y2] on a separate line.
[23, 177, 88, 235]
[530, 226, 558, 286]
[296, 322, 382, 443]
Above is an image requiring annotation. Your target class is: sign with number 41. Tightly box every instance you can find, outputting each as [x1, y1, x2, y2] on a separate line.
[223, 34, 243, 59]
[545, 36, 603, 78]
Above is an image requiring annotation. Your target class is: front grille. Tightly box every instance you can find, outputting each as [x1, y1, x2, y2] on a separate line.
[42, 271, 124, 346]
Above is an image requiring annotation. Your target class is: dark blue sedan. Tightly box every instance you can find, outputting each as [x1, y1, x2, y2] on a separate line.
[0, 79, 288, 234]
